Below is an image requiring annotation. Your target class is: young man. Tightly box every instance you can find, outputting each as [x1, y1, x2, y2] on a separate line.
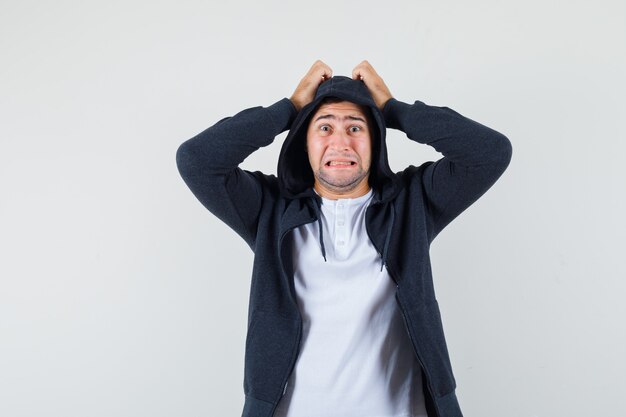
[176, 60, 512, 417]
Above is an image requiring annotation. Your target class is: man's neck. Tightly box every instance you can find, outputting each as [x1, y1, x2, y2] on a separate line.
[313, 182, 371, 200]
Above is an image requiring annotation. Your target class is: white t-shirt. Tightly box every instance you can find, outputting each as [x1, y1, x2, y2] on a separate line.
[274, 189, 428, 417]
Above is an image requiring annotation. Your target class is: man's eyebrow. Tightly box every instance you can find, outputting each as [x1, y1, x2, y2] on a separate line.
[314, 114, 367, 123]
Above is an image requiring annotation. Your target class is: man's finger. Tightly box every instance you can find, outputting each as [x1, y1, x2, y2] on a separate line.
[351, 60, 393, 109]
[310, 61, 332, 79]
[290, 60, 334, 111]
[352, 60, 372, 80]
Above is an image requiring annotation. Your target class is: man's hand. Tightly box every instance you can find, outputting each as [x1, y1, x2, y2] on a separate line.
[290, 60, 333, 112]
[352, 60, 393, 110]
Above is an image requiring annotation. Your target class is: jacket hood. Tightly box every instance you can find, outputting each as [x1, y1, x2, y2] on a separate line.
[277, 75, 400, 202]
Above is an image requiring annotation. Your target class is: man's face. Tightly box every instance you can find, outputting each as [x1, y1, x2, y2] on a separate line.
[306, 101, 372, 197]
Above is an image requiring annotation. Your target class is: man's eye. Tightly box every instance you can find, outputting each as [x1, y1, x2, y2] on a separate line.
[349, 126, 362, 132]
[320, 125, 331, 132]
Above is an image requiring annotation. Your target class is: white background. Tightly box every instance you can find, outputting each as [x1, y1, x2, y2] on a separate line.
[1, 1, 625, 416]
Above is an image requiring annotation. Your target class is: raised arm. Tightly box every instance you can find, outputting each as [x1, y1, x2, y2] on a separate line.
[386, 99, 512, 239]
[175, 60, 333, 248]
[175, 99, 296, 249]
[354, 60, 513, 240]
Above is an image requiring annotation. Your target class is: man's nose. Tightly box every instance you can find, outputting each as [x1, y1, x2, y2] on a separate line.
[330, 130, 351, 149]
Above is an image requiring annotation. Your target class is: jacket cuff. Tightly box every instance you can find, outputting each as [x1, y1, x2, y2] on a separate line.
[266, 98, 298, 134]
[382, 98, 425, 131]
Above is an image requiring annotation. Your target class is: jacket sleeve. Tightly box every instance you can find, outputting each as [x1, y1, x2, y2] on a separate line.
[175, 98, 298, 249]
[383, 98, 513, 240]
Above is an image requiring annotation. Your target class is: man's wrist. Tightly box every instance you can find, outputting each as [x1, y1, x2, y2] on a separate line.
[289, 97, 302, 112]
[267, 98, 299, 133]
[382, 98, 410, 130]
[380, 97, 393, 112]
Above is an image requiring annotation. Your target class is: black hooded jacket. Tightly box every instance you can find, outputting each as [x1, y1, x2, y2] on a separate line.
[176, 76, 512, 417]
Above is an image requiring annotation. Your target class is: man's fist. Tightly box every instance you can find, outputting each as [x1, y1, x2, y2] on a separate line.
[352, 60, 393, 110]
[290, 60, 333, 112]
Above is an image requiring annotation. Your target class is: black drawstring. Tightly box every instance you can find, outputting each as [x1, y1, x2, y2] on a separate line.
[311, 193, 392, 268]
[318, 217, 327, 262]
[312, 197, 327, 262]
[380, 200, 395, 271]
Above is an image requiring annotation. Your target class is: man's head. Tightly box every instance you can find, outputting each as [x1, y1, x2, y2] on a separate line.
[278, 75, 396, 200]
[306, 97, 374, 199]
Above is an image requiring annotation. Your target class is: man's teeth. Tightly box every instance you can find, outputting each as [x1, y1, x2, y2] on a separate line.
[328, 161, 353, 166]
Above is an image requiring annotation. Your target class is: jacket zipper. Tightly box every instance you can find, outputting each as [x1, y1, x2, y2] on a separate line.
[364, 202, 441, 417]
[269, 219, 315, 417]
[394, 291, 441, 417]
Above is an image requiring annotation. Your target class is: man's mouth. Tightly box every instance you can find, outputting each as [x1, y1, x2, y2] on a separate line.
[325, 160, 356, 167]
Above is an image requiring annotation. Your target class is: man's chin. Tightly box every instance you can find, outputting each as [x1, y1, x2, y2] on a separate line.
[317, 173, 366, 191]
